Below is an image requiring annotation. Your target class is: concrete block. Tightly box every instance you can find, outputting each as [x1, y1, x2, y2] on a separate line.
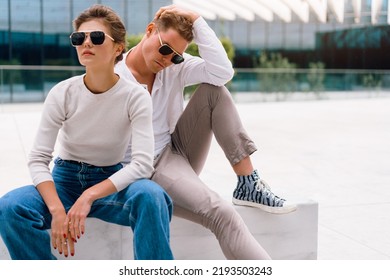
[0, 200, 317, 260]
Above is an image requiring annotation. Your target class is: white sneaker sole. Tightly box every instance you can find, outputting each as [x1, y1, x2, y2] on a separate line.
[232, 198, 297, 214]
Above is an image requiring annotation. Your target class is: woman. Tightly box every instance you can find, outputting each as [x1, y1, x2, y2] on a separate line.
[0, 5, 173, 260]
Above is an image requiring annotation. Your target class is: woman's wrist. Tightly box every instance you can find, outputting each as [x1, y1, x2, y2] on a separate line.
[80, 189, 96, 205]
[49, 205, 66, 216]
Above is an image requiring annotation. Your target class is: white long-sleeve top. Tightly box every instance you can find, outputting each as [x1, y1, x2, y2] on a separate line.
[115, 17, 234, 161]
[28, 75, 154, 192]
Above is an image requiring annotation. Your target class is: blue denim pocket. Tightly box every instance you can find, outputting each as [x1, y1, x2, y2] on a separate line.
[54, 157, 65, 166]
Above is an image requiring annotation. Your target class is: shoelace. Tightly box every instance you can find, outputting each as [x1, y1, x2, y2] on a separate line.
[256, 179, 285, 205]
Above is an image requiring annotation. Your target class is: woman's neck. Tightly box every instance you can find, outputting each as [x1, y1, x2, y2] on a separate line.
[84, 68, 119, 94]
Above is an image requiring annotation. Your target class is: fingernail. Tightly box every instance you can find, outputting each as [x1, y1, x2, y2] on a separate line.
[63, 234, 67, 238]
[71, 253, 74, 256]
[65, 254, 68, 258]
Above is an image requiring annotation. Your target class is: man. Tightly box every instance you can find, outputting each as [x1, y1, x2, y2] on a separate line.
[115, 5, 296, 259]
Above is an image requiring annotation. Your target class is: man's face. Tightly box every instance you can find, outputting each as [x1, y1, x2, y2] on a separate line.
[143, 26, 188, 73]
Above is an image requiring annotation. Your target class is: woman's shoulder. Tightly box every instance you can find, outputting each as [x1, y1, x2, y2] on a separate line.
[53, 75, 84, 90]
[43, 75, 87, 109]
[117, 76, 149, 98]
[115, 78, 151, 112]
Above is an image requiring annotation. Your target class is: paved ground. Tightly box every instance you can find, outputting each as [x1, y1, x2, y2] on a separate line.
[1, 96, 389, 260]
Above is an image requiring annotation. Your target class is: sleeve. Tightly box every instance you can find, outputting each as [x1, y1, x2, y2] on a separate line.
[108, 89, 154, 191]
[28, 84, 66, 186]
[179, 16, 235, 87]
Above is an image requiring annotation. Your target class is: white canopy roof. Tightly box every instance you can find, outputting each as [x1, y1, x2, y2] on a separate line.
[173, 0, 389, 24]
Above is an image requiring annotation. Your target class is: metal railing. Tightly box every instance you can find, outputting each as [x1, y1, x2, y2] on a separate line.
[1, 65, 390, 103]
[232, 68, 390, 93]
[0, 65, 84, 103]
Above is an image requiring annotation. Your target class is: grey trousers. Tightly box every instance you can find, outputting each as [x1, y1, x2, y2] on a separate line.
[152, 84, 271, 260]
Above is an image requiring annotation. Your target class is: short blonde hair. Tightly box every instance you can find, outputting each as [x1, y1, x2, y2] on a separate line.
[154, 13, 194, 42]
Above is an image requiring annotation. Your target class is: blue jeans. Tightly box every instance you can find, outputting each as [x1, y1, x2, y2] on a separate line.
[0, 158, 173, 260]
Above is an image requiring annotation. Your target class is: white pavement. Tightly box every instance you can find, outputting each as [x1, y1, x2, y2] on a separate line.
[1, 96, 390, 260]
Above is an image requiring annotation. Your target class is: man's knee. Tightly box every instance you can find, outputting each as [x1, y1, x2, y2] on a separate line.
[194, 83, 232, 105]
[197, 83, 229, 95]
[206, 199, 244, 232]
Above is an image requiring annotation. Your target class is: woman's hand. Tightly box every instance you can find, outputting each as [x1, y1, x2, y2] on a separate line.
[65, 179, 117, 255]
[51, 208, 75, 257]
[35, 181, 75, 257]
[66, 194, 93, 244]
[154, 4, 199, 23]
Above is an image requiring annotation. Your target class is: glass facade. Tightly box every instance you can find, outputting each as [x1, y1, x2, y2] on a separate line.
[0, 0, 170, 64]
[212, 0, 390, 68]
[1, 0, 389, 102]
[0, 1, 389, 72]
[315, 25, 390, 69]
[1, 0, 389, 68]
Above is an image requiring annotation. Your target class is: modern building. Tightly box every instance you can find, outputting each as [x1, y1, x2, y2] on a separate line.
[0, 0, 389, 69]
[0, 0, 171, 65]
[181, 0, 390, 69]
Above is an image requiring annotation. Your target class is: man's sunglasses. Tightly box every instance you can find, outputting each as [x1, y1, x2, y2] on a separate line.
[69, 31, 115, 46]
[156, 28, 184, 65]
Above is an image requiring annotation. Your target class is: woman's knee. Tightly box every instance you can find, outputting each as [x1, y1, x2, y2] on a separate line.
[0, 186, 44, 222]
[0, 192, 24, 223]
[0, 195, 11, 220]
[130, 179, 173, 212]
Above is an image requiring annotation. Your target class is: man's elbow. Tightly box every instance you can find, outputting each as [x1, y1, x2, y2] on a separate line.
[226, 66, 235, 82]
[213, 67, 235, 86]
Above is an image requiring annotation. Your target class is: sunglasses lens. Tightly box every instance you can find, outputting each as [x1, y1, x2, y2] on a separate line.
[171, 54, 184, 64]
[70, 31, 106, 46]
[90, 31, 105, 45]
[159, 44, 174, 55]
[70, 32, 85, 46]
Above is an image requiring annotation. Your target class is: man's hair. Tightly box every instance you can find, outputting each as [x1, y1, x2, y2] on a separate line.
[154, 13, 194, 42]
[73, 4, 126, 63]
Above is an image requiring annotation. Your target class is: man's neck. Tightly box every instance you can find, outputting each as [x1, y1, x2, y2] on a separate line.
[126, 45, 156, 93]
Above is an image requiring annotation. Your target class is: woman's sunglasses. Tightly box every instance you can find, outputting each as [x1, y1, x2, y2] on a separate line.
[156, 28, 184, 65]
[69, 31, 114, 47]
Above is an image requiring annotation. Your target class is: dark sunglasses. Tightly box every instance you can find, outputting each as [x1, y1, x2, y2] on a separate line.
[156, 28, 184, 65]
[69, 31, 115, 46]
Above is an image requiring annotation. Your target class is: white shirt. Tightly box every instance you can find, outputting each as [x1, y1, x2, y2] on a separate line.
[115, 17, 234, 162]
[28, 75, 154, 192]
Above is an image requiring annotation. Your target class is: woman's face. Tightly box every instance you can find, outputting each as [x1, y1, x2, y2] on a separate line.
[73, 19, 121, 68]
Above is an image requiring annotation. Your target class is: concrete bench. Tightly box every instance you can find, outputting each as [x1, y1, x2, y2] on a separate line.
[0, 199, 318, 260]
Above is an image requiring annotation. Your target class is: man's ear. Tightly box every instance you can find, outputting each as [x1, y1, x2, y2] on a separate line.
[146, 23, 155, 36]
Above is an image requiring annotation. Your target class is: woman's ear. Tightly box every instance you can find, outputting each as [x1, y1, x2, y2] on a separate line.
[116, 43, 125, 56]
